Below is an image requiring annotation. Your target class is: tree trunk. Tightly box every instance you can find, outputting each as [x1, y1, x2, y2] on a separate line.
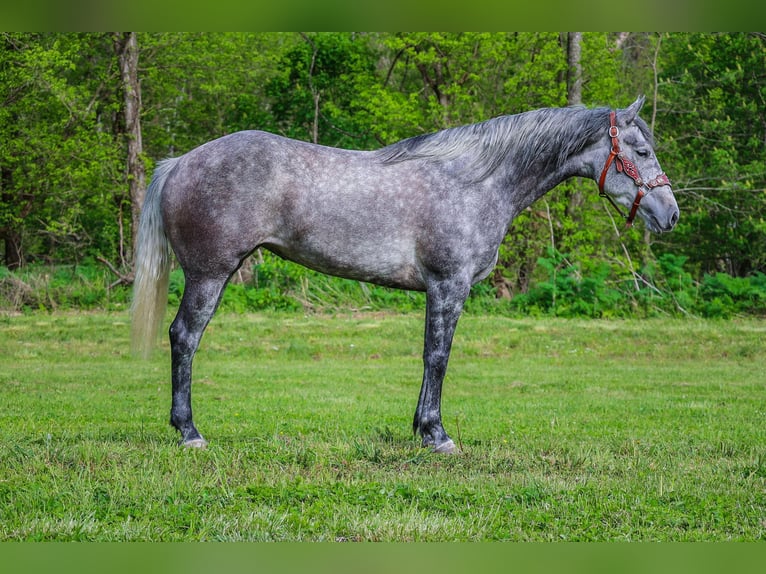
[645, 33, 663, 251]
[1, 167, 23, 270]
[566, 32, 582, 107]
[2, 228, 22, 270]
[565, 33, 585, 220]
[115, 32, 146, 267]
[300, 33, 322, 144]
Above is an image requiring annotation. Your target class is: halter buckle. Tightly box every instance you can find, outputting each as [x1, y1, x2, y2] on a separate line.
[608, 125, 619, 138]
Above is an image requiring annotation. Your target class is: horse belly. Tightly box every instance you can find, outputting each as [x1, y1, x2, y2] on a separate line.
[263, 160, 427, 289]
[264, 232, 425, 291]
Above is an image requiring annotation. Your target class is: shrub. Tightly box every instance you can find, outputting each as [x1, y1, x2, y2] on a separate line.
[510, 248, 628, 318]
[2, 251, 766, 319]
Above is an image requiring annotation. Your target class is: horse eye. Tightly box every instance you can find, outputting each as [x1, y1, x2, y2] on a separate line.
[636, 149, 650, 158]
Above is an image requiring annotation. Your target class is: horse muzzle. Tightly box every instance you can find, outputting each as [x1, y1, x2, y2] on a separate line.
[642, 186, 679, 233]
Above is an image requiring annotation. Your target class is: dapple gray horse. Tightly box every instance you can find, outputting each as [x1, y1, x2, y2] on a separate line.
[132, 96, 678, 453]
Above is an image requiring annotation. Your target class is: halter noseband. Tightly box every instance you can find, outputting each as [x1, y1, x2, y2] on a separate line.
[598, 110, 671, 228]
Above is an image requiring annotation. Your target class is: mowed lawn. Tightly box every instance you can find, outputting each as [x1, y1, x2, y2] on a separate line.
[0, 311, 764, 541]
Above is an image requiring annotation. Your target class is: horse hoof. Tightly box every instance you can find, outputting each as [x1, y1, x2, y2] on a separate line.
[431, 439, 458, 454]
[181, 438, 208, 449]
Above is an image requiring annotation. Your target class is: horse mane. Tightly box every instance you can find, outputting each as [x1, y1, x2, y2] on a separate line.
[375, 105, 653, 183]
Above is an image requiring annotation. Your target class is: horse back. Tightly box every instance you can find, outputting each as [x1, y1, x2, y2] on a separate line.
[160, 131, 502, 290]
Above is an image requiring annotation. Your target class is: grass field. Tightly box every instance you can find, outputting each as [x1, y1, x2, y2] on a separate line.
[0, 310, 765, 541]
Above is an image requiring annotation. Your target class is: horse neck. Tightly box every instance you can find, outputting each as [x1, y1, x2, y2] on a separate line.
[509, 166, 577, 214]
[494, 148, 583, 215]
[492, 109, 603, 211]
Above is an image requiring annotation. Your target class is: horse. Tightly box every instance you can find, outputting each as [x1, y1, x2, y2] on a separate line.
[131, 96, 678, 453]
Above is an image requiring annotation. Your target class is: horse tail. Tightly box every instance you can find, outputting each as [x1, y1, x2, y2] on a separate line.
[131, 158, 177, 358]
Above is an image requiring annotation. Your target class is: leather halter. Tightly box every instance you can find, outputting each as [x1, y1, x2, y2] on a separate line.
[598, 111, 671, 228]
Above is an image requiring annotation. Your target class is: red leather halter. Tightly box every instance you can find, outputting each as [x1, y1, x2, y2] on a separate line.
[598, 111, 671, 228]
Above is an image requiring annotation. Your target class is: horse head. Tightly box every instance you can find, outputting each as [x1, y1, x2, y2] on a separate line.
[597, 96, 679, 233]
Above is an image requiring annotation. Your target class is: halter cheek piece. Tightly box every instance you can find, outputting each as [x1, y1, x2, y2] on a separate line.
[598, 110, 671, 228]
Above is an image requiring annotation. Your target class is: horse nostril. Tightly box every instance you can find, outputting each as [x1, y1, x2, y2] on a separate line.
[669, 210, 679, 228]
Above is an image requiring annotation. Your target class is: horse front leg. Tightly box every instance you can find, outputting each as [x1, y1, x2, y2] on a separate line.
[169, 274, 229, 447]
[413, 278, 471, 454]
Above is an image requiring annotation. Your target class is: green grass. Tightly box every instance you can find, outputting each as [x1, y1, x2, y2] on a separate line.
[1, 310, 765, 541]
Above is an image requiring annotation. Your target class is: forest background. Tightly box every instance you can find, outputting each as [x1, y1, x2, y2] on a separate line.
[1, 32, 765, 319]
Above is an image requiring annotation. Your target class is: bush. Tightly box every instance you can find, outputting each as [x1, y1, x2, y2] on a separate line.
[509, 248, 628, 318]
[2, 250, 766, 319]
[0, 263, 130, 312]
[505, 249, 766, 319]
[698, 272, 766, 318]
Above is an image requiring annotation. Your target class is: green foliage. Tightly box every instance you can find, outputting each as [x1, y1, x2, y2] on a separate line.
[505, 249, 766, 319]
[4, 251, 766, 319]
[3, 32, 766, 319]
[265, 32, 379, 148]
[655, 33, 766, 277]
[219, 253, 425, 313]
[698, 272, 766, 318]
[510, 248, 623, 318]
[140, 33, 292, 156]
[0, 262, 130, 312]
[1, 33, 124, 266]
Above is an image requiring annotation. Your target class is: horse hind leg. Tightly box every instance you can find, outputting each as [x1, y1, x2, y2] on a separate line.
[168, 272, 231, 447]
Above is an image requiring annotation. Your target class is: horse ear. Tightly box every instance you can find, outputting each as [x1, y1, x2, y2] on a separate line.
[618, 95, 646, 125]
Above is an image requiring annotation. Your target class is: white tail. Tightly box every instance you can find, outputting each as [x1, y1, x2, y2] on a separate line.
[131, 159, 177, 358]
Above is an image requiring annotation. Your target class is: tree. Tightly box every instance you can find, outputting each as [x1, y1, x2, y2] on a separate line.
[3, 32, 764, 306]
[138, 33, 293, 158]
[656, 33, 766, 276]
[115, 32, 145, 264]
[566, 32, 582, 106]
[0, 33, 123, 268]
[264, 32, 378, 149]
